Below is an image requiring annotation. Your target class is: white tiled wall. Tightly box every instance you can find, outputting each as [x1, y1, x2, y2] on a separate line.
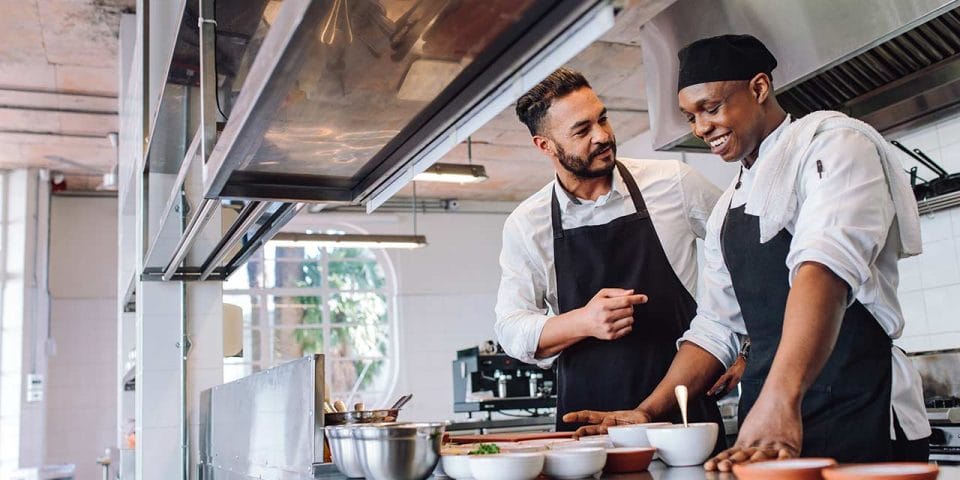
[890, 113, 960, 353]
[44, 196, 118, 480]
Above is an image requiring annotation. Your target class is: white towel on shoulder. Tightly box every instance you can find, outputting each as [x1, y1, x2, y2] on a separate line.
[744, 110, 922, 258]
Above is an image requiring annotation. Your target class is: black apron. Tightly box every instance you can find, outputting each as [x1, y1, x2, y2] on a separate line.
[553, 161, 724, 440]
[721, 204, 893, 462]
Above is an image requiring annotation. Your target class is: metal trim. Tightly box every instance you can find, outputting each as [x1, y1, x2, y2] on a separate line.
[161, 198, 218, 281]
[142, 129, 202, 267]
[222, 202, 303, 275]
[198, 201, 270, 281]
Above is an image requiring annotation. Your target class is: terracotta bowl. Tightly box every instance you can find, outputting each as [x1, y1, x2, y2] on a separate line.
[822, 463, 939, 480]
[733, 458, 837, 480]
[604, 447, 656, 473]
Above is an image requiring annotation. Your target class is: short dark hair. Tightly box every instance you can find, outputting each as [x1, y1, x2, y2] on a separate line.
[515, 67, 591, 136]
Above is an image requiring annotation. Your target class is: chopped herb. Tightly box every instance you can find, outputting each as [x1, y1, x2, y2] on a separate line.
[468, 443, 501, 455]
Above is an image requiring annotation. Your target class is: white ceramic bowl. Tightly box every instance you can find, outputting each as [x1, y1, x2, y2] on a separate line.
[543, 447, 607, 479]
[645, 423, 718, 467]
[468, 452, 545, 480]
[567, 435, 612, 449]
[497, 442, 547, 453]
[517, 438, 576, 449]
[440, 454, 474, 479]
[606, 422, 670, 448]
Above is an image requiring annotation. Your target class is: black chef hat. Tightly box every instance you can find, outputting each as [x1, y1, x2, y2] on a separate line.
[677, 34, 777, 92]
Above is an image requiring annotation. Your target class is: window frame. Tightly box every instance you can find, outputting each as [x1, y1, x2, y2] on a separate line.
[223, 223, 400, 407]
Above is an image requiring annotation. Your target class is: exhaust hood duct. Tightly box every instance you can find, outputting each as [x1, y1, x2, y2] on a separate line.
[640, 0, 960, 152]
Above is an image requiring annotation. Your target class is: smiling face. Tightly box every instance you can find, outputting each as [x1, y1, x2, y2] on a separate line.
[534, 87, 617, 179]
[677, 75, 772, 164]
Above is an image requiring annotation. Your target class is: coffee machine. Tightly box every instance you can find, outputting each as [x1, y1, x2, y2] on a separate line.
[451, 344, 557, 414]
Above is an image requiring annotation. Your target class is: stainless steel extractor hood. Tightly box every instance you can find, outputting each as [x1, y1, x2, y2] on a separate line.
[640, 0, 960, 152]
[201, 0, 616, 210]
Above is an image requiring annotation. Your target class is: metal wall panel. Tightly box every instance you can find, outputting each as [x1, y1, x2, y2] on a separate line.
[200, 355, 324, 480]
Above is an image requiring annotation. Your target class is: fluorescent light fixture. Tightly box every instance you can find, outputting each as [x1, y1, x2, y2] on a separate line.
[413, 163, 488, 184]
[272, 232, 427, 249]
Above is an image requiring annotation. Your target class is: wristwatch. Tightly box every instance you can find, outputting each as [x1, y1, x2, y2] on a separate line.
[739, 339, 751, 361]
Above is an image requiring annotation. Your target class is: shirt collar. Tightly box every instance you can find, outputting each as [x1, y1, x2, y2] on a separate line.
[754, 115, 792, 167]
[552, 163, 627, 211]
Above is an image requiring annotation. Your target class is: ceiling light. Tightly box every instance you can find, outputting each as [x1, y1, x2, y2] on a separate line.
[271, 232, 427, 249]
[413, 163, 488, 184]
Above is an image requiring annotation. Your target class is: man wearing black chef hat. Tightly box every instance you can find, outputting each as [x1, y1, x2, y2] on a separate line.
[565, 34, 930, 469]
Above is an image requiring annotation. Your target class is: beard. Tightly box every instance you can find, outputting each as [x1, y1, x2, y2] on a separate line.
[555, 140, 618, 179]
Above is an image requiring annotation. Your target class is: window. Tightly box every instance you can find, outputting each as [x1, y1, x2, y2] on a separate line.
[223, 236, 397, 407]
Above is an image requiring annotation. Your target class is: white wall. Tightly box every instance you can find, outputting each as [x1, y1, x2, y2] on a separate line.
[890, 114, 960, 353]
[44, 195, 118, 480]
[1, 170, 50, 475]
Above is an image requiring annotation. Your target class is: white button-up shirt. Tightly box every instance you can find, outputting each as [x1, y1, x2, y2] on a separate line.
[679, 117, 931, 440]
[495, 158, 722, 368]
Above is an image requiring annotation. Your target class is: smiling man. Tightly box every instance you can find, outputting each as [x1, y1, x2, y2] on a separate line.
[495, 67, 725, 436]
[564, 35, 930, 469]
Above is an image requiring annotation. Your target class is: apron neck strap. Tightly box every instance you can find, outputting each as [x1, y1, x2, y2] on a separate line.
[550, 161, 649, 240]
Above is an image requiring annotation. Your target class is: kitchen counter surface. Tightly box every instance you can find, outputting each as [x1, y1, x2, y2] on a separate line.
[313, 460, 960, 479]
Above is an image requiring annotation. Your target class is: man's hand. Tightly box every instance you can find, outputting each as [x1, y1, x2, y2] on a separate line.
[704, 395, 801, 471]
[562, 409, 652, 438]
[535, 288, 648, 358]
[578, 288, 648, 340]
[707, 354, 746, 399]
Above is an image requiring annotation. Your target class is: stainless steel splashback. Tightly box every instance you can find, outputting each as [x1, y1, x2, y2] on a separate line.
[640, 0, 960, 151]
[200, 355, 324, 480]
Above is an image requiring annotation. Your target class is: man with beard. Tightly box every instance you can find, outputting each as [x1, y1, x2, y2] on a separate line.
[495, 68, 726, 435]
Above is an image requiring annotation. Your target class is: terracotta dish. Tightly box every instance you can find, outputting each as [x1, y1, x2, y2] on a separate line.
[604, 447, 656, 473]
[733, 458, 837, 480]
[822, 463, 939, 480]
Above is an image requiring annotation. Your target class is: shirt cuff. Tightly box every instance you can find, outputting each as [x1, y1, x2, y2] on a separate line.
[531, 315, 559, 368]
[788, 248, 863, 305]
[677, 328, 740, 369]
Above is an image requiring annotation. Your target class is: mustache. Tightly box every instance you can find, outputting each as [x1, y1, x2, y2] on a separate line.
[589, 142, 616, 160]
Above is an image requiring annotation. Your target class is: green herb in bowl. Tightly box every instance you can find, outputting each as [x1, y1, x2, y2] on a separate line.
[468, 443, 502, 455]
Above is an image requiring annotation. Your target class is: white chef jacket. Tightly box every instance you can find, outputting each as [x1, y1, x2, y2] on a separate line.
[679, 116, 931, 440]
[495, 158, 722, 368]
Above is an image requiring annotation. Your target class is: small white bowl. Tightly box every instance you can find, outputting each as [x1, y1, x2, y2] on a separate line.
[645, 423, 718, 467]
[441, 454, 474, 479]
[569, 435, 613, 449]
[517, 438, 576, 449]
[544, 447, 607, 479]
[468, 452, 545, 480]
[606, 422, 670, 448]
[497, 442, 547, 453]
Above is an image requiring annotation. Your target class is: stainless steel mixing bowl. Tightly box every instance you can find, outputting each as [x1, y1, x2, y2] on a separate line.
[352, 422, 446, 480]
[324, 425, 366, 478]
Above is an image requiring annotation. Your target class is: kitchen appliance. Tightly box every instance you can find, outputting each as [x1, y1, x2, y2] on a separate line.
[909, 349, 960, 463]
[452, 345, 556, 414]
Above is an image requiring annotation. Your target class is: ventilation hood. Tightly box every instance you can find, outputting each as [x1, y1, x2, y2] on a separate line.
[640, 0, 960, 152]
[200, 0, 616, 210]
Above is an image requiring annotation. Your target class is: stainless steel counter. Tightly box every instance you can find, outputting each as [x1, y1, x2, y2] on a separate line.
[313, 460, 960, 479]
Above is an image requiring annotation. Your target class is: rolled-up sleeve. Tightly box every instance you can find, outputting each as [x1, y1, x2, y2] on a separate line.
[786, 129, 895, 303]
[494, 214, 558, 368]
[678, 202, 746, 368]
